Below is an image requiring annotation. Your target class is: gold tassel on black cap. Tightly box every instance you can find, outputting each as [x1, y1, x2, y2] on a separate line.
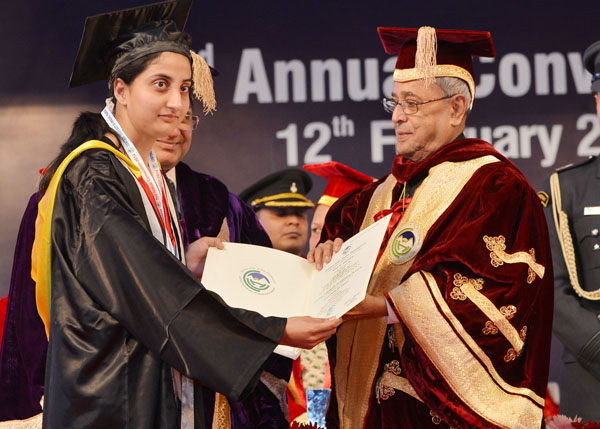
[190, 50, 217, 115]
[415, 26, 437, 87]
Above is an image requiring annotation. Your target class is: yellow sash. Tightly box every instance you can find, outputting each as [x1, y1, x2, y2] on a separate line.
[334, 155, 499, 428]
[31, 141, 140, 338]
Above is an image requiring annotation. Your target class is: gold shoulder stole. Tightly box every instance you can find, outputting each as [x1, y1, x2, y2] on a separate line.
[31, 141, 140, 339]
[388, 271, 544, 428]
[334, 155, 499, 428]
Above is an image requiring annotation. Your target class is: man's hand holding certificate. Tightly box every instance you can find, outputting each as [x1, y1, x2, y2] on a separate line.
[201, 213, 392, 357]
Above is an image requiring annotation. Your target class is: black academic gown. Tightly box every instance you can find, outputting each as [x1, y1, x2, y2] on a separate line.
[42, 143, 286, 428]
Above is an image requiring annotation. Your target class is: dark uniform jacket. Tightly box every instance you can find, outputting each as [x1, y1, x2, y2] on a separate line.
[541, 156, 600, 421]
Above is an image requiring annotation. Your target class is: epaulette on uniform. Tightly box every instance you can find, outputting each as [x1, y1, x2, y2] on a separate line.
[555, 156, 596, 173]
[537, 190, 549, 207]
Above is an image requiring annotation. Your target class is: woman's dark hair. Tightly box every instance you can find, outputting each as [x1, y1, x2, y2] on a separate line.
[38, 112, 111, 193]
[39, 52, 163, 193]
[108, 52, 162, 105]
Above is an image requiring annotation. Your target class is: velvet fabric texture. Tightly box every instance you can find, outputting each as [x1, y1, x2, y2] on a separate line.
[175, 162, 291, 429]
[0, 192, 46, 421]
[323, 138, 553, 428]
[377, 28, 495, 77]
[176, 162, 272, 248]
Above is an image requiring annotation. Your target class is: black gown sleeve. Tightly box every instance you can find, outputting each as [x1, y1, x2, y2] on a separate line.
[52, 150, 286, 400]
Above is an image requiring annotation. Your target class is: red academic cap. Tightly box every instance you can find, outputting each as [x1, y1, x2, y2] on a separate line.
[303, 162, 374, 207]
[378, 26, 495, 108]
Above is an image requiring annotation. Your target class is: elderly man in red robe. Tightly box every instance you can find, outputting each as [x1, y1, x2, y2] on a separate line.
[310, 26, 553, 428]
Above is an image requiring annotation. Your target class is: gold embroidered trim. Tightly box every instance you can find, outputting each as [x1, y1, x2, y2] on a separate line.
[375, 377, 396, 402]
[527, 249, 537, 283]
[376, 371, 422, 403]
[251, 192, 314, 207]
[393, 65, 475, 109]
[212, 393, 231, 429]
[483, 235, 545, 281]
[423, 272, 541, 404]
[388, 271, 544, 427]
[483, 321, 499, 335]
[460, 280, 524, 354]
[317, 194, 338, 207]
[537, 191, 549, 207]
[334, 174, 397, 428]
[334, 156, 500, 428]
[450, 273, 523, 353]
[453, 273, 484, 291]
[550, 172, 600, 300]
[451, 273, 483, 301]
[384, 360, 402, 376]
[520, 326, 528, 341]
[0, 411, 43, 428]
[504, 348, 518, 362]
[500, 305, 517, 320]
[430, 410, 443, 425]
[263, 201, 315, 207]
[450, 287, 466, 301]
[504, 326, 528, 363]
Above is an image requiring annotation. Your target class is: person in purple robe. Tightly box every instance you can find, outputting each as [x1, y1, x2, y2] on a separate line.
[0, 192, 45, 421]
[156, 113, 292, 429]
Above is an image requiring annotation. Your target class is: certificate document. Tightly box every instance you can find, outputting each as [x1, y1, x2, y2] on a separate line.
[201, 213, 392, 358]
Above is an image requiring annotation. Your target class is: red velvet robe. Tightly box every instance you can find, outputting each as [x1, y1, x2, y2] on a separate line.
[323, 139, 553, 429]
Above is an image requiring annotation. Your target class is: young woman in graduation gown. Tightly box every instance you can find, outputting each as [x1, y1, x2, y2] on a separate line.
[31, 2, 339, 427]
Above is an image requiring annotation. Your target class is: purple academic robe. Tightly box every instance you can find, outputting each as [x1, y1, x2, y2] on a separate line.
[0, 192, 46, 420]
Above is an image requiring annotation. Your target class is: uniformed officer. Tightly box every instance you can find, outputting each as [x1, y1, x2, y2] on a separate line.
[539, 39, 600, 421]
[240, 168, 314, 256]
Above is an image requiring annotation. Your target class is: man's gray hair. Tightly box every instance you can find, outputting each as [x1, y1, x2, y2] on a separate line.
[435, 77, 472, 115]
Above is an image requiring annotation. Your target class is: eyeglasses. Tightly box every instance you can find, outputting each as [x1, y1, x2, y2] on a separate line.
[179, 113, 199, 131]
[382, 94, 454, 115]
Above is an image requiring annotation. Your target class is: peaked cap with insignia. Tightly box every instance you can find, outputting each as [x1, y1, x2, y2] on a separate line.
[239, 168, 314, 210]
[583, 39, 600, 92]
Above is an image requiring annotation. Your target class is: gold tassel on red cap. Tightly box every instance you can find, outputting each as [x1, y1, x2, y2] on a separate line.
[190, 50, 217, 115]
[414, 26, 437, 87]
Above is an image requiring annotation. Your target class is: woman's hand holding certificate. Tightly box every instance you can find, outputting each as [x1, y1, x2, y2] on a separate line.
[279, 316, 342, 350]
[201, 214, 392, 357]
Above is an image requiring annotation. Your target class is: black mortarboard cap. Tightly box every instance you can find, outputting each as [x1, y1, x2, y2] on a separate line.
[583, 40, 600, 93]
[239, 168, 315, 210]
[69, 0, 192, 88]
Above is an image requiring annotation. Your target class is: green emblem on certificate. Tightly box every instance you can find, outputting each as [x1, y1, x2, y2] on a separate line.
[389, 223, 422, 265]
[241, 269, 275, 294]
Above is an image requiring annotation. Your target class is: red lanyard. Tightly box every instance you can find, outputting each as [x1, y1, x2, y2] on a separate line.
[101, 105, 177, 254]
[137, 175, 177, 250]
